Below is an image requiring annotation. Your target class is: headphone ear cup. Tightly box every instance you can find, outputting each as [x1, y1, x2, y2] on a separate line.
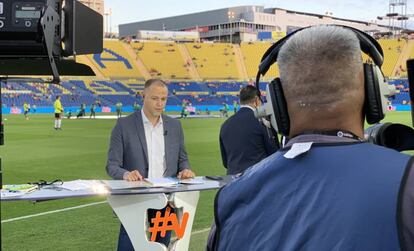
[364, 63, 384, 124]
[269, 78, 290, 136]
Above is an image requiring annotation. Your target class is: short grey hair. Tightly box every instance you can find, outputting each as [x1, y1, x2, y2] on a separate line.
[278, 25, 363, 109]
[144, 78, 167, 90]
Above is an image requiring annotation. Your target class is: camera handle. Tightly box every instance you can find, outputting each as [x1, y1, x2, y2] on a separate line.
[41, 3, 61, 84]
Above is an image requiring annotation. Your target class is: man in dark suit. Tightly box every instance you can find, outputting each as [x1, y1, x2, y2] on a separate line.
[219, 85, 279, 175]
[106, 79, 195, 251]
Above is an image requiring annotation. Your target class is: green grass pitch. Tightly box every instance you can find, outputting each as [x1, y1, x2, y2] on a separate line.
[0, 111, 412, 250]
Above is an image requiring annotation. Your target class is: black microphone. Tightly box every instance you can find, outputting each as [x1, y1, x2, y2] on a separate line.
[164, 130, 168, 136]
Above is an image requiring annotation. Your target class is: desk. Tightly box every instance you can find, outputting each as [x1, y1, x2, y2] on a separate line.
[2, 176, 232, 250]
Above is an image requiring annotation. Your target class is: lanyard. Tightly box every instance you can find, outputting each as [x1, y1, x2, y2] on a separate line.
[296, 130, 363, 142]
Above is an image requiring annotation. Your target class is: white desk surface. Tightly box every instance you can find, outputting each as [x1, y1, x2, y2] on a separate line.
[1, 176, 234, 202]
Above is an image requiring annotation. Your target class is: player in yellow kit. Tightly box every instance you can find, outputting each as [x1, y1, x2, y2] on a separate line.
[23, 102, 30, 120]
[54, 96, 64, 130]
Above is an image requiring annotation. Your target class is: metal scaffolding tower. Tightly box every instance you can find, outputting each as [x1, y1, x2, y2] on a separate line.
[378, 0, 409, 35]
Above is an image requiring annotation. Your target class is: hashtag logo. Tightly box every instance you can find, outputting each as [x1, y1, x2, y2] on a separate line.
[148, 207, 189, 241]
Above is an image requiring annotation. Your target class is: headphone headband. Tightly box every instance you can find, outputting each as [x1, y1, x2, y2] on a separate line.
[254, 24, 392, 136]
[258, 25, 384, 77]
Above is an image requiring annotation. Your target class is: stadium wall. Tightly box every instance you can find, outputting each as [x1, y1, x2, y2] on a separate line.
[2, 105, 411, 115]
[392, 105, 412, 111]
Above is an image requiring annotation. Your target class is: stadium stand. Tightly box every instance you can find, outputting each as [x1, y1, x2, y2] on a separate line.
[1, 78, 410, 109]
[240, 42, 279, 80]
[378, 39, 406, 77]
[83, 80, 128, 95]
[1, 39, 411, 111]
[87, 40, 145, 79]
[133, 41, 192, 79]
[76, 55, 105, 78]
[184, 43, 240, 80]
[389, 79, 411, 105]
[168, 82, 206, 93]
[120, 80, 145, 94]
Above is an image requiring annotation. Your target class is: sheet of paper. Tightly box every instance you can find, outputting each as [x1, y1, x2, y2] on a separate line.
[102, 180, 151, 190]
[179, 177, 205, 185]
[60, 180, 102, 191]
[0, 190, 27, 198]
[145, 177, 179, 187]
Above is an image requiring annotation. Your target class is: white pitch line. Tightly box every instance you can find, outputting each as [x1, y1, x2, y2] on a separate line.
[190, 227, 211, 235]
[1, 201, 107, 223]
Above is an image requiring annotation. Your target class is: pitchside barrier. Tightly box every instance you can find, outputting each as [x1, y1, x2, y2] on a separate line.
[1, 105, 239, 114]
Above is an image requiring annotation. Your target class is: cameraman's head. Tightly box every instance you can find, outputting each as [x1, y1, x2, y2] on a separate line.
[240, 85, 260, 109]
[278, 25, 364, 138]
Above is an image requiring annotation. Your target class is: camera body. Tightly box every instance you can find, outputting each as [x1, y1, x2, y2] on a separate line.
[0, 0, 58, 57]
[0, 0, 103, 80]
[365, 123, 414, 152]
[0, 0, 103, 59]
[1, 0, 45, 31]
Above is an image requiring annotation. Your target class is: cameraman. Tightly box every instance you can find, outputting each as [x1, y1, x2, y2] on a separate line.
[208, 25, 414, 250]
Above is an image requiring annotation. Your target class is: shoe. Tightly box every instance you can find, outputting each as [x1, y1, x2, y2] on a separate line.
[54, 127, 58, 130]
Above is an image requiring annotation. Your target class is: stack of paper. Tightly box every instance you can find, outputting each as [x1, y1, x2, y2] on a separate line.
[102, 180, 151, 190]
[1, 184, 38, 198]
[2, 184, 38, 193]
[178, 177, 205, 185]
[145, 177, 180, 187]
[145, 177, 205, 186]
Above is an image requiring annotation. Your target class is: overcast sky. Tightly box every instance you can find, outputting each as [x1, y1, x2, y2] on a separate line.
[104, 0, 414, 32]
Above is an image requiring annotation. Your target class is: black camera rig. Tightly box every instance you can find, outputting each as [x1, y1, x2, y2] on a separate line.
[0, 0, 103, 82]
[0, 1, 103, 247]
[365, 60, 414, 152]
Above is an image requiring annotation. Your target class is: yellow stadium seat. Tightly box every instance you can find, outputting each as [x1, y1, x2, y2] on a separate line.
[87, 40, 144, 79]
[185, 43, 239, 80]
[240, 42, 279, 80]
[133, 41, 191, 79]
[378, 39, 406, 77]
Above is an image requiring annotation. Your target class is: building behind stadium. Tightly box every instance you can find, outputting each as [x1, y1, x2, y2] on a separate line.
[119, 5, 395, 43]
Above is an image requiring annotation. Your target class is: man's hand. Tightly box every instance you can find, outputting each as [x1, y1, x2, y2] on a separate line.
[123, 170, 143, 181]
[177, 169, 195, 179]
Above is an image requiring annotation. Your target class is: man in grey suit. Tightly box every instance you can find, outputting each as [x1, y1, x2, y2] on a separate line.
[106, 78, 195, 251]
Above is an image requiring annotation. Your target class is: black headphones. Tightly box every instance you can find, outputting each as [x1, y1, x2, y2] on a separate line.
[255, 25, 388, 136]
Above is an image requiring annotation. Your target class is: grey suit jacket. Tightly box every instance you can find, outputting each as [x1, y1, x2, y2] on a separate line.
[106, 111, 191, 180]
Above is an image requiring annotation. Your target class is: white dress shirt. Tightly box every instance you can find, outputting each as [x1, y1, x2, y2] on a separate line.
[141, 110, 166, 178]
[239, 105, 255, 112]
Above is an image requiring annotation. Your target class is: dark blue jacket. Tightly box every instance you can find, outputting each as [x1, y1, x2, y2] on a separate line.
[213, 141, 413, 251]
[219, 107, 279, 175]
